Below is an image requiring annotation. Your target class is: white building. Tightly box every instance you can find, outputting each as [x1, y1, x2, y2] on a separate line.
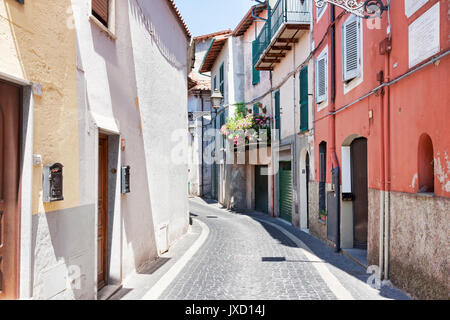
[187, 31, 231, 198]
[199, 30, 246, 208]
[253, 0, 315, 230]
[63, 0, 191, 299]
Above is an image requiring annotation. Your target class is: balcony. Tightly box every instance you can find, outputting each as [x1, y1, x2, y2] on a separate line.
[253, 0, 311, 71]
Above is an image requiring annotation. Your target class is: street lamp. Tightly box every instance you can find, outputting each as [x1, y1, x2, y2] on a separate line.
[314, 0, 389, 19]
[211, 89, 224, 110]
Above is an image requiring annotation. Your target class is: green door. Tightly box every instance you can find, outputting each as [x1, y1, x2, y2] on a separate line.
[279, 161, 292, 222]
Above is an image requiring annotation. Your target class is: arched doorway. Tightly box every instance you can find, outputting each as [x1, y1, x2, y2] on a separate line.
[341, 134, 368, 253]
[299, 148, 310, 230]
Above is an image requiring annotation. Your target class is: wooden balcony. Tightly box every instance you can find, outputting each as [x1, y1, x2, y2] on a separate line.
[253, 0, 311, 71]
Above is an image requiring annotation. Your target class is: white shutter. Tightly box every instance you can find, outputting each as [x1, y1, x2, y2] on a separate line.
[343, 16, 361, 81]
[316, 53, 328, 103]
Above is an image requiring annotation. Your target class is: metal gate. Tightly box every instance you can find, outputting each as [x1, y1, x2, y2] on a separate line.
[279, 162, 292, 222]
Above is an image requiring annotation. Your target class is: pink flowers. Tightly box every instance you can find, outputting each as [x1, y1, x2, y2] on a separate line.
[220, 124, 228, 136]
[219, 107, 273, 147]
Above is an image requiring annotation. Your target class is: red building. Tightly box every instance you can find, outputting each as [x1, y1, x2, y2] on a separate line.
[311, 0, 449, 299]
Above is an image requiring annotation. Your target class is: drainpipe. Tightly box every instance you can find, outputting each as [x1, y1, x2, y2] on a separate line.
[270, 70, 275, 218]
[293, 40, 298, 204]
[383, 33, 392, 281]
[379, 73, 385, 280]
[329, 4, 340, 252]
[201, 93, 204, 197]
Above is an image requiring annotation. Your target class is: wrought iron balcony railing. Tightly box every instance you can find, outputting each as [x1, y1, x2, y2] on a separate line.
[253, 0, 311, 70]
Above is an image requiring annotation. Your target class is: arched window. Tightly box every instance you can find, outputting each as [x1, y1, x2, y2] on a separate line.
[418, 134, 434, 193]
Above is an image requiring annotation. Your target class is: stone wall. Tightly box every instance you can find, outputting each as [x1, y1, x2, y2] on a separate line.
[389, 191, 449, 299]
[308, 181, 327, 241]
[367, 188, 380, 267]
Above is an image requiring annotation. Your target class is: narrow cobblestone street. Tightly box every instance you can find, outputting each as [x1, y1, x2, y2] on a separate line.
[159, 198, 409, 300]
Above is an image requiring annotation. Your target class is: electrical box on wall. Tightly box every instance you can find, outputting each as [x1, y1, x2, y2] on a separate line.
[43, 163, 64, 202]
[121, 166, 131, 194]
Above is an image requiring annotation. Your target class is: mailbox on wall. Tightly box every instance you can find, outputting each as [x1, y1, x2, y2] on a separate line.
[121, 166, 131, 194]
[43, 163, 64, 202]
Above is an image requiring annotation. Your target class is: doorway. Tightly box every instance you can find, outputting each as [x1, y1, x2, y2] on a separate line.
[305, 153, 310, 229]
[255, 166, 268, 213]
[0, 81, 20, 300]
[351, 138, 368, 249]
[279, 161, 292, 222]
[98, 134, 109, 290]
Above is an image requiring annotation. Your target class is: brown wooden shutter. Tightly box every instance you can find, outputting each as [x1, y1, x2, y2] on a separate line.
[92, 0, 109, 27]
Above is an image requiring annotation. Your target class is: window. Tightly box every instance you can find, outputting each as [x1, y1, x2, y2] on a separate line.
[319, 141, 327, 214]
[219, 63, 225, 96]
[274, 91, 281, 140]
[220, 112, 226, 147]
[299, 66, 308, 132]
[92, 0, 109, 28]
[418, 134, 434, 193]
[342, 16, 362, 82]
[213, 76, 217, 91]
[253, 104, 259, 115]
[252, 40, 260, 85]
[315, 50, 328, 103]
[91, 0, 116, 37]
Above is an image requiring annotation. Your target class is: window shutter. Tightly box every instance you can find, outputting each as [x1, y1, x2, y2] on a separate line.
[253, 104, 259, 115]
[252, 40, 260, 85]
[92, 0, 109, 27]
[299, 66, 308, 132]
[220, 112, 226, 146]
[343, 17, 361, 81]
[219, 63, 224, 96]
[275, 91, 281, 139]
[316, 54, 327, 103]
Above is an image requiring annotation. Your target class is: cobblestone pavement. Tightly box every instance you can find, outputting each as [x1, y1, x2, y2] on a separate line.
[159, 198, 410, 300]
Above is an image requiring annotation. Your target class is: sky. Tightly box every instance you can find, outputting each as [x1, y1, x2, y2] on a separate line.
[173, 0, 256, 37]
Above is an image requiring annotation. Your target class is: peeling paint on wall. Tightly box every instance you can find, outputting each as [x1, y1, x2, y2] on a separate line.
[410, 173, 418, 189]
[435, 151, 450, 193]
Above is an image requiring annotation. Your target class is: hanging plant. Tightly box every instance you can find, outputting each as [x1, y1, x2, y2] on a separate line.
[220, 112, 273, 147]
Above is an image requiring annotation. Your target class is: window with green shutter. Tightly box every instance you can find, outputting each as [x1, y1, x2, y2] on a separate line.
[220, 111, 226, 147]
[253, 104, 260, 115]
[275, 91, 281, 140]
[219, 63, 224, 96]
[252, 40, 260, 85]
[299, 66, 308, 132]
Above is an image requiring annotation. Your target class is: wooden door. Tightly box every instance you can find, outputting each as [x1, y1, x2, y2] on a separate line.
[351, 138, 368, 249]
[98, 135, 108, 290]
[0, 81, 20, 300]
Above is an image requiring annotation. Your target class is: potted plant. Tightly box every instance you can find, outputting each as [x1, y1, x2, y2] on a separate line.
[220, 103, 272, 149]
[319, 209, 327, 222]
